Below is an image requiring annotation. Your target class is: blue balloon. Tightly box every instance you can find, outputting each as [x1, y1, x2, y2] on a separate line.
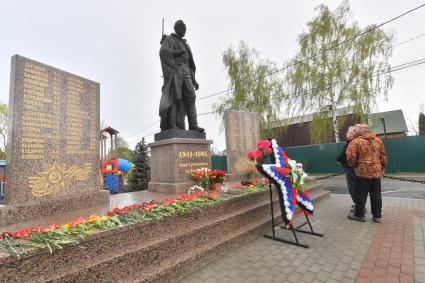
[117, 159, 134, 173]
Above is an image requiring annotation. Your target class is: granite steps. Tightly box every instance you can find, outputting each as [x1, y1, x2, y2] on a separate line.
[0, 192, 270, 282]
[47, 197, 275, 282]
[137, 183, 329, 283]
[0, 180, 329, 282]
[48, 184, 327, 282]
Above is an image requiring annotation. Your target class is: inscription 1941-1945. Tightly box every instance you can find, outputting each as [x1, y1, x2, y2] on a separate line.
[5, 55, 100, 204]
[178, 150, 209, 174]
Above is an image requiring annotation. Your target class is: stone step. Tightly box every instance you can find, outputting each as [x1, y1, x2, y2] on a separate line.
[47, 199, 274, 282]
[144, 191, 331, 283]
[140, 218, 270, 283]
[306, 182, 323, 194]
[309, 189, 331, 203]
[0, 189, 331, 283]
[0, 192, 269, 281]
[305, 177, 318, 186]
[51, 190, 330, 282]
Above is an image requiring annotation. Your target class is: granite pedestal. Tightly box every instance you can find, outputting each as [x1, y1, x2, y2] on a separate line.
[148, 137, 213, 194]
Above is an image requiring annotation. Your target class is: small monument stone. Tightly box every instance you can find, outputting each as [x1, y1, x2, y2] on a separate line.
[1, 55, 109, 225]
[224, 110, 260, 178]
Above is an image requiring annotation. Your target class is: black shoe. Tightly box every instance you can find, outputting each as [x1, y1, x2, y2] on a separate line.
[373, 217, 382, 223]
[347, 214, 366, 222]
[189, 125, 205, 133]
[350, 207, 367, 214]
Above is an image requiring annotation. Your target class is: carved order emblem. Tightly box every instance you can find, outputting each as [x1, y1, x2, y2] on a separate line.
[47, 163, 63, 184]
[28, 162, 92, 197]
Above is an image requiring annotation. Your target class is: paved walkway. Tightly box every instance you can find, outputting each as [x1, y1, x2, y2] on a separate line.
[320, 176, 425, 199]
[179, 195, 425, 283]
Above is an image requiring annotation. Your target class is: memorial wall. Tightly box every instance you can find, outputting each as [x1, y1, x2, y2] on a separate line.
[224, 110, 260, 174]
[5, 55, 100, 204]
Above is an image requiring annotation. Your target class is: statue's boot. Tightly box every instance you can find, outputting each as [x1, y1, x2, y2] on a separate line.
[160, 117, 167, 131]
[176, 101, 186, 130]
[167, 105, 179, 130]
[187, 104, 205, 133]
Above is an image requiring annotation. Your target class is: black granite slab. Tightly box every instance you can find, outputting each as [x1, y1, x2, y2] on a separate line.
[154, 129, 206, 141]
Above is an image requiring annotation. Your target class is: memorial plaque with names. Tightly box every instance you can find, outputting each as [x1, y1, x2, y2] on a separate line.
[224, 110, 260, 174]
[5, 55, 107, 209]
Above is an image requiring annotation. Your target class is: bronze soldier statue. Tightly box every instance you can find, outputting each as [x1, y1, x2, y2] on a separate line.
[159, 20, 205, 132]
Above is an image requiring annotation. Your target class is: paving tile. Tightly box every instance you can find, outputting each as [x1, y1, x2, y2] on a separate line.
[416, 272, 425, 283]
[178, 195, 425, 283]
[330, 270, 345, 280]
[315, 270, 331, 282]
[308, 263, 322, 273]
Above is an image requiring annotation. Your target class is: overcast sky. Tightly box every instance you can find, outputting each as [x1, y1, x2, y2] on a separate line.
[1, 0, 424, 151]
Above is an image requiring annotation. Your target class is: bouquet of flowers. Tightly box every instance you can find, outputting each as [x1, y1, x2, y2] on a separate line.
[248, 140, 307, 193]
[190, 168, 226, 190]
[247, 140, 272, 164]
[209, 169, 226, 184]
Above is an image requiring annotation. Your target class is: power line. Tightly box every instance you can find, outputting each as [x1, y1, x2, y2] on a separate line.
[129, 60, 424, 142]
[199, 32, 425, 102]
[124, 5, 425, 140]
[270, 57, 425, 103]
[197, 4, 425, 101]
[393, 75, 425, 87]
[125, 56, 425, 141]
[125, 119, 159, 139]
[199, 56, 425, 110]
[126, 111, 215, 143]
[191, 31, 425, 110]
[292, 57, 425, 98]
[202, 56, 425, 112]
[198, 111, 214, 116]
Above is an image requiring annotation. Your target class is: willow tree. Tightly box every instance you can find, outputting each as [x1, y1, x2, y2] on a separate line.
[213, 41, 284, 137]
[284, 1, 394, 143]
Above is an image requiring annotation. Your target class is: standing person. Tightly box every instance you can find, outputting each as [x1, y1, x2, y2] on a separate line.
[159, 20, 204, 132]
[346, 127, 387, 223]
[336, 126, 358, 208]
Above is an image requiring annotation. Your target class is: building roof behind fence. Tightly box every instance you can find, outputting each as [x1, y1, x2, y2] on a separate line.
[368, 110, 408, 135]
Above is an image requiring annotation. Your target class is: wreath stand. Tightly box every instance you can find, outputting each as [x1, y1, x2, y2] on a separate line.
[263, 182, 323, 249]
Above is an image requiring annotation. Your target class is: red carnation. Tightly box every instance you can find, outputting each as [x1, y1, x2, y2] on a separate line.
[264, 147, 272, 155]
[247, 151, 255, 160]
[1, 231, 12, 239]
[256, 140, 265, 149]
[254, 150, 263, 163]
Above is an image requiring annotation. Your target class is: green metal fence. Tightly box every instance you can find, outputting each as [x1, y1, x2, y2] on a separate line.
[285, 135, 425, 173]
[382, 135, 425, 173]
[215, 135, 425, 173]
[285, 143, 345, 173]
[211, 155, 227, 172]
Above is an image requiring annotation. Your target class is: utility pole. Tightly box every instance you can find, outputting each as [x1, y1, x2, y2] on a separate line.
[380, 117, 387, 139]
